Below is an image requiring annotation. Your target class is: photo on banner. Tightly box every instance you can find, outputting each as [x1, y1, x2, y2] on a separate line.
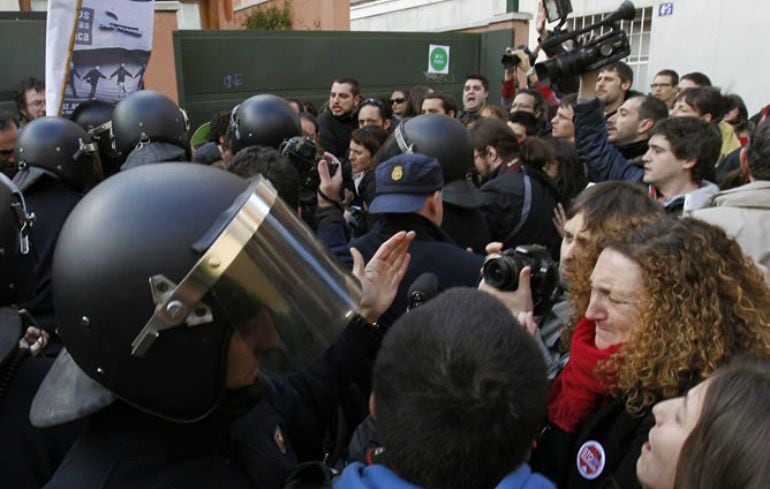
[46, 0, 155, 116]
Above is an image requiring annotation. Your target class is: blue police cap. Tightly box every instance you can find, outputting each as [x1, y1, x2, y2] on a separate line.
[369, 153, 444, 214]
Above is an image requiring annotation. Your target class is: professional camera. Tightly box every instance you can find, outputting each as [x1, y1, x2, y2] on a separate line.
[279, 136, 338, 193]
[534, 1, 636, 83]
[500, 45, 535, 69]
[482, 244, 560, 315]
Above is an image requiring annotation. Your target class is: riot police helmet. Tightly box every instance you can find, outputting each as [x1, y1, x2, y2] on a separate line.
[231, 94, 300, 153]
[376, 115, 481, 209]
[13, 116, 98, 193]
[111, 90, 190, 157]
[30, 163, 360, 426]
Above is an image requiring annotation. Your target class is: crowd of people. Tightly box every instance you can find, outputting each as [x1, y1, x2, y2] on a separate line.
[1, 11, 770, 489]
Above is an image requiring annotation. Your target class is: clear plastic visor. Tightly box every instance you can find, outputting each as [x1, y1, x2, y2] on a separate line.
[131, 176, 361, 373]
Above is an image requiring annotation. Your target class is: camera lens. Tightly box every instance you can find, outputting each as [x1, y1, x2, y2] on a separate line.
[482, 256, 520, 291]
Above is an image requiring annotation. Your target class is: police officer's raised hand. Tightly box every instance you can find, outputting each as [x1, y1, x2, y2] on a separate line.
[317, 152, 343, 208]
[352, 230, 416, 323]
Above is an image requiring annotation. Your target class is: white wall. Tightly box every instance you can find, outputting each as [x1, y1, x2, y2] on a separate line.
[0, 0, 19, 10]
[648, 0, 770, 114]
[351, 0, 508, 32]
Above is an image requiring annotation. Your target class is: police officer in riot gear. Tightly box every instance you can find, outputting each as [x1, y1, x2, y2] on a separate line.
[111, 90, 190, 170]
[13, 116, 99, 333]
[375, 114, 490, 252]
[0, 174, 81, 488]
[30, 163, 412, 488]
[70, 99, 120, 177]
[230, 94, 301, 153]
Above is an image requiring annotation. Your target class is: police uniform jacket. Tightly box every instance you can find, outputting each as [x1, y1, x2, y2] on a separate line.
[349, 213, 483, 324]
[43, 316, 383, 489]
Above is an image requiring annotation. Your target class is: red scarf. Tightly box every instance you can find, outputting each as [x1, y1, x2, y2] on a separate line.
[546, 317, 624, 433]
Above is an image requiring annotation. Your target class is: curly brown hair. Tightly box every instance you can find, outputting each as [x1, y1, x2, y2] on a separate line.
[565, 217, 770, 414]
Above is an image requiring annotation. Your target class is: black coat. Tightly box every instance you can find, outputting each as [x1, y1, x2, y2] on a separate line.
[479, 164, 561, 259]
[19, 178, 82, 333]
[441, 202, 490, 254]
[350, 213, 483, 324]
[0, 309, 82, 489]
[318, 110, 357, 160]
[43, 317, 384, 489]
[531, 397, 654, 489]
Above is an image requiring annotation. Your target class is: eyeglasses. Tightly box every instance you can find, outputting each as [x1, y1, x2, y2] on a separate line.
[26, 100, 45, 109]
[0, 149, 13, 158]
[650, 83, 673, 89]
[390, 98, 406, 105]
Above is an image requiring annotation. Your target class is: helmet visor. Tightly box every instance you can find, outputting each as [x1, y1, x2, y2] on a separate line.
[131, 176, 361, 373]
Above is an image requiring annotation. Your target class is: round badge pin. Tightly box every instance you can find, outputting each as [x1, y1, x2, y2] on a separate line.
[576, 440, 606, 480]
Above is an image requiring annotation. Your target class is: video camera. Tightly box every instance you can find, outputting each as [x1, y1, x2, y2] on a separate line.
[500, 45, 535, 69]
[535, 1, 636, 83]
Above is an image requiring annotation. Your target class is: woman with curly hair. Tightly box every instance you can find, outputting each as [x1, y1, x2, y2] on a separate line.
[531, 216, 770, 489]
[637, 356, 770, 489]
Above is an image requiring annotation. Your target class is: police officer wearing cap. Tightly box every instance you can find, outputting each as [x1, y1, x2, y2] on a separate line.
[375, 114, 490, 253]
[30, 163, 413, 488]
[348, 153, 483, 323]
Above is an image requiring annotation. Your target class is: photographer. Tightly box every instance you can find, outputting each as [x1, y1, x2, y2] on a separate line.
[479, 181, 663, 379]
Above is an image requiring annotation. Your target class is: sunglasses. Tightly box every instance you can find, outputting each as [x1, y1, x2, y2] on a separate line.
[390, 98, 406, 104]
[363, 98, 387, 109]
[0, 149, 14, 158]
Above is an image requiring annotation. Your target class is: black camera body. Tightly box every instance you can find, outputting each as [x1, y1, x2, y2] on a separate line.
[482, 244, 560, 315]
[501, 45, 534, 69]
[279, 136, 338, 194]
[535, 1, 635, 83]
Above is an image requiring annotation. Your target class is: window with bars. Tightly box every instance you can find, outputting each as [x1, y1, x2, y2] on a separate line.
[566, 6, 653, 91]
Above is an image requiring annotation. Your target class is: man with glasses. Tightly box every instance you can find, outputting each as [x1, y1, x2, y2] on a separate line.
[0, 111, 18, 178]
[14, 78, 46, 126]
[650, 69, 679, 109]
[357, 98, 392, 132]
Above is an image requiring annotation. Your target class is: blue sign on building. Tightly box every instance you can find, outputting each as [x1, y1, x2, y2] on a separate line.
[658, 2, 674, 16]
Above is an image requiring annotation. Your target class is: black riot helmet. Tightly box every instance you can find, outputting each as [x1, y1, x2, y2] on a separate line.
[0, 174, 34, 306]
[70, 100, 121, 177]
[231, 94, 301, 153]
[30, 164, 360, 426]
[13, 116, 98, 193]
[111, 90, 190, 157]
[376, 115, 481, 209]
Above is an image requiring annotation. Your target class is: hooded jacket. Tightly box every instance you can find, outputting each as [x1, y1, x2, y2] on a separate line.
[692, 180, 770, 268]
[335, 462, 555, 489]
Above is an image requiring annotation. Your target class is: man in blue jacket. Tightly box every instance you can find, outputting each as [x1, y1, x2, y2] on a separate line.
[335, 288, 555, 489]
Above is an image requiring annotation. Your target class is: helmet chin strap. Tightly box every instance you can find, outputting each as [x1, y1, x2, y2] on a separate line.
[394, 123, 415, 154]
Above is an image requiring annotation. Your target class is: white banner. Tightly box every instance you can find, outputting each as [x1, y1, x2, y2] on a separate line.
[46, 0, 155, 117]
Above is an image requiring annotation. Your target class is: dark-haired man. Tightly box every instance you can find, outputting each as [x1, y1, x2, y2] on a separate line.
[0, 111, 18, 178]
[421, 92, 458, 118]
[471, 117, 561, 257]
[357, 98, 392, 131]
[650, 69, 679, 109]
[606, 95, 669, 162]
[595, 62, 633, 118]
[461, 74, 489, 116]
[15, 78, 45, 126]
[318, 77, 360, 158]
[334, 288, 554, 489]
